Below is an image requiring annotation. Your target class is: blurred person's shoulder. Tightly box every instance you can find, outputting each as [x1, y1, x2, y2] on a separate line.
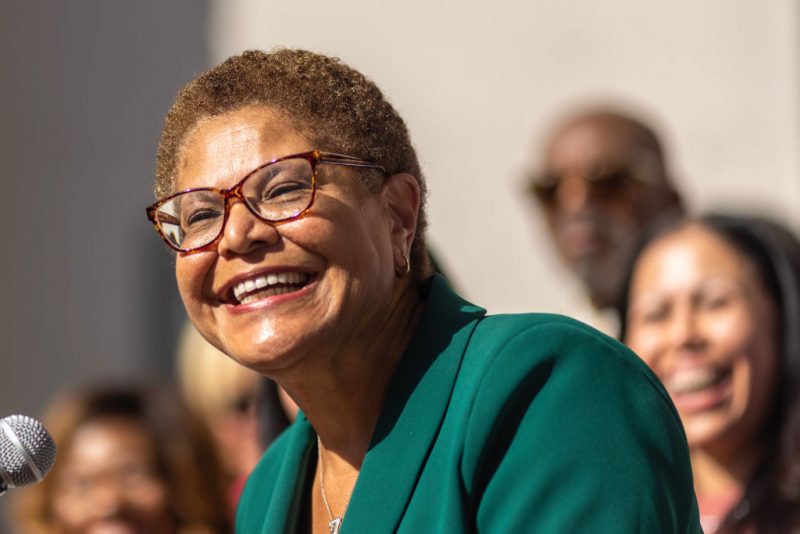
[466, 311, 657, 390]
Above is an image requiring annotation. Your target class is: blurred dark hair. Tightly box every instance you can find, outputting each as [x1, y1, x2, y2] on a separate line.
[13, 384, 231, 534]
[618, 213, 800, 533]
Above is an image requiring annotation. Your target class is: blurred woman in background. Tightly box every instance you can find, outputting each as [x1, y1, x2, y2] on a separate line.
[12, 385, 231, 534]
[176, 321, 293, 506]
[621, 214, 800, 533]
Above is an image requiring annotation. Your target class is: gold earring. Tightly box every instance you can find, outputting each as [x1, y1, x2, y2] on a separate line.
[396, 251, 411, 277]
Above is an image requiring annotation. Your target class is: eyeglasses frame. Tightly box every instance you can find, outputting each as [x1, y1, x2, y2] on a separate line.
[146, 150, 387, 254]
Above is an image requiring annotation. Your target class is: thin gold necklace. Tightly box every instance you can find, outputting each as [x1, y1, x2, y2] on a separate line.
[317, 434, 355, 534]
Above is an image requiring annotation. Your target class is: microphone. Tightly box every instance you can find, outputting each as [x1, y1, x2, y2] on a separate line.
[0, 415, 56, 495]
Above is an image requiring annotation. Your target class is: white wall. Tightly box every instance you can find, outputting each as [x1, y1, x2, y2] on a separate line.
[210, 0, 799, 317]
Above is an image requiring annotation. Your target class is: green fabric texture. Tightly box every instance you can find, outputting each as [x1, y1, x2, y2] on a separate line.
[236, 275, 701, 533]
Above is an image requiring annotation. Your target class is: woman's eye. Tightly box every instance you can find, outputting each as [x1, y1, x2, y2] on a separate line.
[185, 208, 222, 228]
[642, 311, 666, 323]
[637, 305, 669, 324]
[703, 294, 730, 310]
[262, 181, 309, 201]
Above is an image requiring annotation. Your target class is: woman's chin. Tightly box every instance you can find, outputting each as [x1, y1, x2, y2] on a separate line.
[226, 337, 312, 376]
[215, 298, 335, 374]
[683, 411, 738, 449]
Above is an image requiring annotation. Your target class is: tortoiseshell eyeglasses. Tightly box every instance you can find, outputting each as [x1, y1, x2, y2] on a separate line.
[146, 150, 386, 254]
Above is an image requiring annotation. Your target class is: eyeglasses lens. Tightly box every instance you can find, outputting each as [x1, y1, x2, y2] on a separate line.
[242, 158, 314, 221]
[155, 157, 315, 251]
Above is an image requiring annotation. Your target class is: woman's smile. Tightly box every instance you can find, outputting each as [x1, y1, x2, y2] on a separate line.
[223, 270, 319, 311]
[664, 363, 734, 414]
[231, 270, 314, 304]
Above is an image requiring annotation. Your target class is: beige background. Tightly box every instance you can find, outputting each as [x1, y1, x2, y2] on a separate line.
[211, 0, 800, 320]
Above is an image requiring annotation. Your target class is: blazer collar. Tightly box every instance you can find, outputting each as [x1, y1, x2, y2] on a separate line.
[344, 274, 485, 532]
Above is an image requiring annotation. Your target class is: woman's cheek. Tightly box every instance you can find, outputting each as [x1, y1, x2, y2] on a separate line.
[176, 255, 212, 311]
[626, 324, 661, 368]
[704, 308, 755, 359]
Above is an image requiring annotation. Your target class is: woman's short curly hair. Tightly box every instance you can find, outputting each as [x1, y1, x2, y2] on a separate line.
[156, 48, 430, 278]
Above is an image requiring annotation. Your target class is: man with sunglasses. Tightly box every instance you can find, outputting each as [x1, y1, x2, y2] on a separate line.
[528, 108, 684, 333]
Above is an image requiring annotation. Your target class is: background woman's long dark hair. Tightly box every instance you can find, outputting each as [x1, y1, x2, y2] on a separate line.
[617, 213, 800, 533]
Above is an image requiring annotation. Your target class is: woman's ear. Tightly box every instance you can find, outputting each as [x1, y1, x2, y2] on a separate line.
[382, 173, 420, 254]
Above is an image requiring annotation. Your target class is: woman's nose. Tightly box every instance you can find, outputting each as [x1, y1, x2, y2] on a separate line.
[217, 201, 280, 257]
[670, 307, 706, 353]
[91, 481, 126, 518]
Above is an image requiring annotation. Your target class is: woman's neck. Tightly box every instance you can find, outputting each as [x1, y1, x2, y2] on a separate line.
[277, 278, 426, 468]
[691, 443, 762, 499]
[693, 446, 762, 534]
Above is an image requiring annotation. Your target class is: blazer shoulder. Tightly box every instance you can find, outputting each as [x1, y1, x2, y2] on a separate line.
[464, 312, 671, 409]
[458, 311, 686, 475]
[456, 313, 699, 532]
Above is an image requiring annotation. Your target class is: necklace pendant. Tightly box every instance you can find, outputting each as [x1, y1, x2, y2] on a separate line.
[328, 517, 342, 534]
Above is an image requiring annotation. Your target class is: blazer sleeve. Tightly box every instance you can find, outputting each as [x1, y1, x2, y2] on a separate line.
[460, 318, 701, 534]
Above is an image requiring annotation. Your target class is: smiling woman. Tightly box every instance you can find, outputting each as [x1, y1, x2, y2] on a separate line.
[146, 49, 701, 533]
[621, 214, 800, 533]
[11, 386, 230, 534]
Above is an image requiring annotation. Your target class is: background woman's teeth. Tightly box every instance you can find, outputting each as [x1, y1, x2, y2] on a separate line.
[669, 367, 719, 394]
[255, 277, 268, 289]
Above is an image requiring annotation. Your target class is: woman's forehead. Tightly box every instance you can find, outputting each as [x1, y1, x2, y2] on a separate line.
[176, 106, 309, 190]
[632, 225, 759, 296]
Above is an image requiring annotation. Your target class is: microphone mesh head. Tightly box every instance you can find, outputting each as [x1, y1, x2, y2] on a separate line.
[0, 415, 57, 488]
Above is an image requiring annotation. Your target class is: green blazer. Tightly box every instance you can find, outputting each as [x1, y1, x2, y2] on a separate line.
[236, 275, 701, 533]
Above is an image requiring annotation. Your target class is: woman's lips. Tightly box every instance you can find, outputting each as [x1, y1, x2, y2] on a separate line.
[224, 274, 317, 313]
[231, 271, 314, 304]
[665, 365, 733, 414]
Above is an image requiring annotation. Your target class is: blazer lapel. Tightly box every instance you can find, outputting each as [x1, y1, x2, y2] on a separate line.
[342, 275, 486, 533]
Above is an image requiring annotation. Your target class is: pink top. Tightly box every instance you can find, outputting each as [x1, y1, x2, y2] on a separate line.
[697, 489, 753, 534]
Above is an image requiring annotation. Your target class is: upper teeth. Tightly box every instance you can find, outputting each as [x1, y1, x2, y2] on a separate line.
[232, 272, 308, 302]
[667, 367, 720, 394]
